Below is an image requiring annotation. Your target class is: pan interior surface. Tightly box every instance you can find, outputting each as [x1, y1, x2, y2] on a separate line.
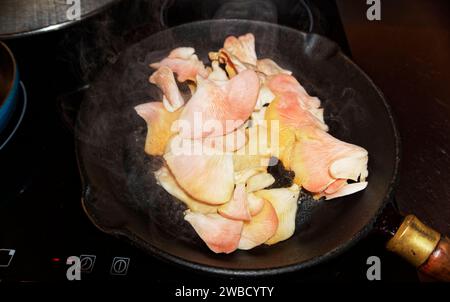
[76, 20, 399, 274]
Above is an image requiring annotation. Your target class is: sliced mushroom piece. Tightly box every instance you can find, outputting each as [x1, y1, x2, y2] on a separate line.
[238, 200, 278, 250]
[255, 85, 276, 111]
[254, 184, 300, 245]
[234, 168, 265, 185]
[267, 74, 314, 103]
[324, 182, 368, 200]
[177, 69, 260, 139]
[290, 127, 368, 193]
[208, 60, 229, 82]
[265, 92, 328, 133]
[134, 102, 180, 156]
[185, 211, 243, 254]
[233, 126, 272, 184]
[150, 47, 209, 82]
[256, 59, 292, 76]
[264, 103, 297, 167]
[246, 172, 275, 193]
[251, 107, 267, 127]
[223, 33, 258, 66]
[329, 153, 369, 182]
[168, 47, 196, 59]
[154, 166, 218, 214]
[324, 179, 348, 195]
[164, 138, 234, 205]
[247, 193, 265, 216]
[218, 183, 251, 221]
[149, 66, 185, 112]
[203, 126, 247, 153]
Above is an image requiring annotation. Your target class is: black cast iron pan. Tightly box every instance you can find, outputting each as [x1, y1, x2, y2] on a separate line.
[75, 20, 450, 280]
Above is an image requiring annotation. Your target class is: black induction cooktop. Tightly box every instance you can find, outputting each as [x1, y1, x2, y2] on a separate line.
[0, 0, 419, 284]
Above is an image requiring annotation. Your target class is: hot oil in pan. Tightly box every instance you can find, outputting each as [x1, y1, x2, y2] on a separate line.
[124, 123, 203, 246]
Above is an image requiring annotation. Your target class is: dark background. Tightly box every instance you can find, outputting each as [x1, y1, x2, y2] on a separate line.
[337, 0, 450, 235]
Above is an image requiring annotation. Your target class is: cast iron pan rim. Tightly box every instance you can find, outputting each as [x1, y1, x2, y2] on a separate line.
[75, 19, 401, 276]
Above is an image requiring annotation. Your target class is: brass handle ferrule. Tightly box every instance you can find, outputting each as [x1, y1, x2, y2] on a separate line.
[386, 215, 441, 267]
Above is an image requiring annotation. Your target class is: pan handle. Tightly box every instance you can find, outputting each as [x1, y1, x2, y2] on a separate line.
[386, 215, 450, 281]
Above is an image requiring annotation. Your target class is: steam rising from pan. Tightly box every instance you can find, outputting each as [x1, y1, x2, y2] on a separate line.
[59, 0, 165, 85]
[214, 0, 278, 23]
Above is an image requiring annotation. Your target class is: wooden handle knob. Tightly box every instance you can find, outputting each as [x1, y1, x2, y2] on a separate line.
[419, 236, 450, 281]
[386, 215, 450, 281]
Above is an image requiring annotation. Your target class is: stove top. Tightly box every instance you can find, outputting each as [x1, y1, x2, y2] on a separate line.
[0, 0, 419, 283]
